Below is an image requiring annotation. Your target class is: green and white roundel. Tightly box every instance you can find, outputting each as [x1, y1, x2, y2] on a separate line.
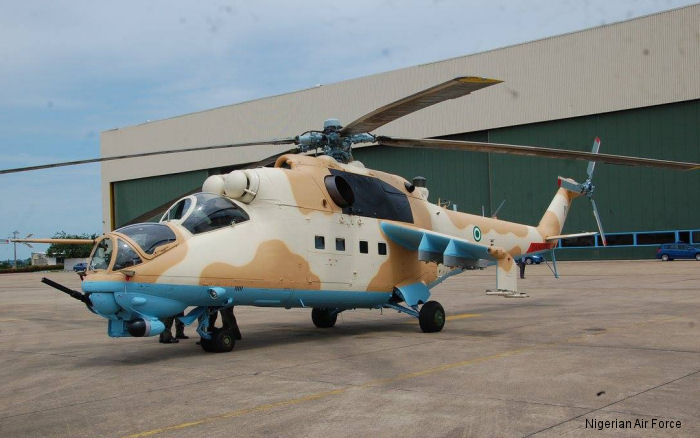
[473, 225, 482, 242]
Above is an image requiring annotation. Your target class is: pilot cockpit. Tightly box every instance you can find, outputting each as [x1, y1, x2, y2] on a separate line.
[160, 192, 249, 234]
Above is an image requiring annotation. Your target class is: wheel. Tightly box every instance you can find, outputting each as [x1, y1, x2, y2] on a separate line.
[200, 328, 235, 353]
[311, 308, 337, 328]
[419, 301, 445, 333]
[524, 257, 533, 265]
[200, 334, 215, 352]
[661, 254, 669, 261]
[695, 254, 700, 261]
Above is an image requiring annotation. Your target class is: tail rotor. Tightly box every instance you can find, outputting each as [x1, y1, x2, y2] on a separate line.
[557, 138, 607, 246]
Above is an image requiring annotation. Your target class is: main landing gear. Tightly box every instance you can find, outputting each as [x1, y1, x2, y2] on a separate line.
[383, 300, 446, 333]
[311, 308, 339, 328]
[418, 301, 445, 333]
[199, 306, 242, 353]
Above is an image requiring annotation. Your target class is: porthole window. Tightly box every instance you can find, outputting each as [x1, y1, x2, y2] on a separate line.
[378, 242, 387, 255]
[315, 235, 325, 249]
[336, 238, 346, 251]
[359, 241, 368, 254]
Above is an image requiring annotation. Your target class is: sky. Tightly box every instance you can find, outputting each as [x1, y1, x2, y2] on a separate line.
[0, 0, 696, 261]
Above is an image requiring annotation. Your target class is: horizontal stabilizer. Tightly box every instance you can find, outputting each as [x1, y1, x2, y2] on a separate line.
[545, 232, 598, 242]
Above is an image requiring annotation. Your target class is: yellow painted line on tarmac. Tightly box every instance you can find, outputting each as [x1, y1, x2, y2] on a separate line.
[121, 315, 684, 438]
[120, 346, 529, 438]
[446, 313, 481, 321]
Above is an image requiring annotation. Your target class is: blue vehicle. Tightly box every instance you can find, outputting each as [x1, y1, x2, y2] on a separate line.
[656, 243, 700, 261]
[522, 254, 544, 265]
[72, 262, 88, 272]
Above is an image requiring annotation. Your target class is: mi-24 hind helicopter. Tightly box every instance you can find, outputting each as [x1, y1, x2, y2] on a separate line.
[5, 77, 699, 353]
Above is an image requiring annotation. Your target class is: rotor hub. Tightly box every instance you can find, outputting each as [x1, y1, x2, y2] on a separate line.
[296, 119, 375, 163]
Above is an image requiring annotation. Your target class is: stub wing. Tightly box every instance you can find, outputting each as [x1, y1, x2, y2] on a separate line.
[380, 221, 524, 297]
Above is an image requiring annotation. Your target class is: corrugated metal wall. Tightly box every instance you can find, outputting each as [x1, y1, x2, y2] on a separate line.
[112, 169, 208, 228]
[113, 100, 698, 259]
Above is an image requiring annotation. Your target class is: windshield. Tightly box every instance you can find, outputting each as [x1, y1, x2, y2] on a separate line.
[115, 223, 177, 254]
[181, 193, 249, 234]
[89, 237, 113, 270]
[113, 238, 143, 270]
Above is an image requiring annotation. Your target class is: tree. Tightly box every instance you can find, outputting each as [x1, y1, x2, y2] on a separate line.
[46, 231, 98, 258]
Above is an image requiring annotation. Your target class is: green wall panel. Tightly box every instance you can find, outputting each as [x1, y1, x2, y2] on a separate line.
[488, 100, 700, 234]
[112, 169, 208, 229]
[554, 246, 662, 261]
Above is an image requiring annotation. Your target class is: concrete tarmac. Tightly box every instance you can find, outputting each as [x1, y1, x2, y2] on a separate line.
[0, 260, 698, 438]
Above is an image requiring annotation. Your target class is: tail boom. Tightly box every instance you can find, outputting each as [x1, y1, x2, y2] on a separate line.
[536, 186, 581, 240]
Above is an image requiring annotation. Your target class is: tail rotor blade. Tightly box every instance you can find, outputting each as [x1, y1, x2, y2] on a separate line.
[558, 176, 583, 193]
[587, 137, 601, 179]
[590, 198, 607, 246]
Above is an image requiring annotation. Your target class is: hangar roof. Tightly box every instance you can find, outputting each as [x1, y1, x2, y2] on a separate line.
[101, 5, 700, 195]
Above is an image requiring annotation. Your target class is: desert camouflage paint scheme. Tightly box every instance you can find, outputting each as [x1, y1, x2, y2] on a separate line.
[79, 153, 579, 338]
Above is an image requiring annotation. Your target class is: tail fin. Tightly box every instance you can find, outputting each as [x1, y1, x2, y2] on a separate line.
[537, 179, 582, 238]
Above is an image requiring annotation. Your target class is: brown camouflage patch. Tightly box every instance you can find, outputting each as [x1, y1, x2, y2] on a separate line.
[198, 239, 320, 290]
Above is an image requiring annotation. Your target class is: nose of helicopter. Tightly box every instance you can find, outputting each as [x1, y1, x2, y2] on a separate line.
[87, 292, 121, 315]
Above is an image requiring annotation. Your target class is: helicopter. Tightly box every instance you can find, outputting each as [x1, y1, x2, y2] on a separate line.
[5, 76, 699, 353]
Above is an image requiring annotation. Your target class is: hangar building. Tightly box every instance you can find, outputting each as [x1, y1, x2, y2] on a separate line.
[101, 5, 700, 260]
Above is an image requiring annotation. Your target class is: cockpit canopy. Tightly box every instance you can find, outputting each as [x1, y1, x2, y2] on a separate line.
[88, 223, 178, 271]
[160, 192, 249, 234]
[116, 223, 177, 254]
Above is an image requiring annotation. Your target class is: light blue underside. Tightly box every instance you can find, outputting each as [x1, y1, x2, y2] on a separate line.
[83, 280, 393, 314]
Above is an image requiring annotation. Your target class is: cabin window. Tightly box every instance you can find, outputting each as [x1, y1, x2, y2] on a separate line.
[315, 235, 325, 249]
[359, 240, 368, 254]
[378, 242, 387, 255]
[336, 238, 346, 251]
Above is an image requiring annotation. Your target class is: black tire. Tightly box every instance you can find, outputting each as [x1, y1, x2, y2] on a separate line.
[524, 257, 533, 265]
[419, 301, 445, 333]
[311, 308, 337, 328]
[200, 328, 235, 353]
[661, 254, 669, 261]
[200, 334, 215, 352]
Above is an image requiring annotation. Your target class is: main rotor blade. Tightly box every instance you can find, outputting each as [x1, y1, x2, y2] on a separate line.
[10, 238, 95, 245]
[340, 77, 502, 136]
[0, 138, 297, 175]
[377, 137, 700, 171]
